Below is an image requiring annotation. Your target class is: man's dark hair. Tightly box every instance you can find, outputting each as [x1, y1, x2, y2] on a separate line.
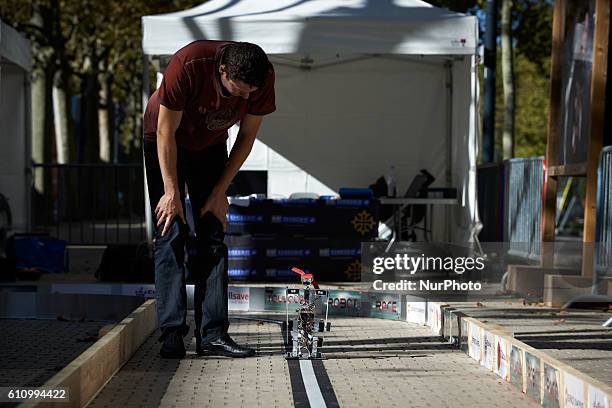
[220, 42, 269, 88]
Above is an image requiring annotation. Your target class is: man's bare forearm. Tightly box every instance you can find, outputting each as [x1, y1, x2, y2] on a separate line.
[214, 131, 256, 194]
[157, 130, 180, 195]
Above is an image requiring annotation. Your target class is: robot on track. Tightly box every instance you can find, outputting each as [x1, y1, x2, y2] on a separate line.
[285, 267, 331, 359]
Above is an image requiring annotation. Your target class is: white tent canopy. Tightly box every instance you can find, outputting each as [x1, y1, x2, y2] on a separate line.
[142, 0, 477, 57]
[0, 19, 31, 232]
[142, 0, 481, 242]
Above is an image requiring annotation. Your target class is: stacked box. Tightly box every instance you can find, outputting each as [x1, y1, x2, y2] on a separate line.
[225, 235, 365, 282]
[226, 198, 379, 238]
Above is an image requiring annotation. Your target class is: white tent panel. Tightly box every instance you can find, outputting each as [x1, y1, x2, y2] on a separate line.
[228, 127, 336, 196]
[268, 169, 308, 198]
[267, 148, 300, 171]
[0, 64, 28, 231]
[241, 138, 269, 170]
[450, 55, 481, 241]
[227, 126, 268, 170]
[142, 0, 477, 57]
[0, 19, 31, 232]
[0, 18, 31, 71]
[259, 56, 448, 193]
[142, 0, 481, 242]
[305, 175, 336, 196]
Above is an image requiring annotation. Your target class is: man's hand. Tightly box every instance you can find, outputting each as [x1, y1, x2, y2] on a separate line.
[199, 189, 229, 229]
[155, 191, 186, 236]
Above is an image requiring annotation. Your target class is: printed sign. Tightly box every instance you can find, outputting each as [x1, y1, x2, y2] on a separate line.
[482, 331, 494, 370]
[495, 336, 509, 381]
[228, 268, 257, 279]
[443, 309, 452, 340]
[588, 384, 608, 408]
[428, 303, 443, 335]
[460, 319, 469, 353]
[525, 352, 541, 402]
[271, 215, 316, 224]
[264, 287, 304, 312]
[327, 290, 361, 317]
[564, 372, 585, 408]
[319, 247, 361, 257]
[228, 213, 264, 223]
[543, 363, 560, 408]
[368, 292, 401, 320]
[405, 301, 427, 325]
[228, 287, 250, 311]
[120, 284, 156, 298]
[510, 345, 523, 390]
[51, 283, 112, 295]
[266, 248, 312, 257]
[469, 324, 481, 362]
[228, 248, 258, 258]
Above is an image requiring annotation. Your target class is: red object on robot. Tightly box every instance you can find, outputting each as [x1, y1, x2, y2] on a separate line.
[291, 267, 319, 289]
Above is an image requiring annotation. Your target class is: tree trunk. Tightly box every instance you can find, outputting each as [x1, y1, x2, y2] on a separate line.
[501, 0, 515, 159]
[80, 71, 100, 163]
[29, 7, 54, 192]
[98, 71, 116, 163]
[98, 75, 111, 163]
[52, 70, 70, 164]
[31, 69, 49, 191]
[30, 65, 56, 225]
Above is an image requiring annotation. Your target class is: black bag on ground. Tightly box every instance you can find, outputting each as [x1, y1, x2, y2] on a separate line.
[95, 242, 154, 283]
[0, 256, 16, 281]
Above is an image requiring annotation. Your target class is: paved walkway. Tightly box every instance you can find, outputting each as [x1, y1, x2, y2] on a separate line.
[90, 313, 538, 408]
[0, 319, 106, 408]
[0, 319, 104, 389]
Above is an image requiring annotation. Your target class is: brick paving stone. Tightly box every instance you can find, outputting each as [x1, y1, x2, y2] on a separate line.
[0, 318, 109, 408]
[323, 317, 539, 408]
[92, 313, 540, 408]
[0, 319, 106, 388]
[89, 313, 294, 408]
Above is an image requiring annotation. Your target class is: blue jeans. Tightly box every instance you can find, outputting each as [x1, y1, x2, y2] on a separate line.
[144, 139, 229, 344]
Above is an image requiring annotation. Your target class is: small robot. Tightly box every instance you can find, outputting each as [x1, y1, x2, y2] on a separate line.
[285, 267, 331, 359]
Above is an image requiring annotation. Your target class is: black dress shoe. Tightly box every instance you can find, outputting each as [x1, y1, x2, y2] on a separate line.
[159, 328, 186, 359]
[196, 335, 255, 358]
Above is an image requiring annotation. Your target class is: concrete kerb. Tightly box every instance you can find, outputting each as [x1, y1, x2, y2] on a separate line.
[428, 301, 612, 408]
[18, 299, 157, 408]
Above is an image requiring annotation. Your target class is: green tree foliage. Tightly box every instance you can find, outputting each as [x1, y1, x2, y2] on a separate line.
[504, 1, 552, 158]
[495, 52, 549, 158]
[433, 0, 553, 159]
[0, 0, 199, 162]
[1, 0, 554, 161]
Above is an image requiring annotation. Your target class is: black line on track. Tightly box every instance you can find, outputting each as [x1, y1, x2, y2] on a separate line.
[312, 359, 340, 407]
[234, 315, 340, 408]
[281, 321, 311, 408]
[234, 317, 310, 407]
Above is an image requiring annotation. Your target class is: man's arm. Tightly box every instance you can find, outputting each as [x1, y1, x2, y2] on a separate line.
[155, 104, 186, 236]
[199, 113, 264, 223]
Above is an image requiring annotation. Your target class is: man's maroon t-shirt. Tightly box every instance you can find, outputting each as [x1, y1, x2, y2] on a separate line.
[143, 40, 276, 151]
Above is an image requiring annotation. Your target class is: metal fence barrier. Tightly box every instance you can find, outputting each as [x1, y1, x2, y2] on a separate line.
[31, 163, 146, 245]
[596, 146, 612, 278]
[476, 163, 505, 242]
[504, 157, 544, 260]
[477, 157, 544, 258]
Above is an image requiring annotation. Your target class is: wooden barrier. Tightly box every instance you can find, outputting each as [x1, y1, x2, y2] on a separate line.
[427, 301, 612, 408]
[19, 299, 157, 408]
